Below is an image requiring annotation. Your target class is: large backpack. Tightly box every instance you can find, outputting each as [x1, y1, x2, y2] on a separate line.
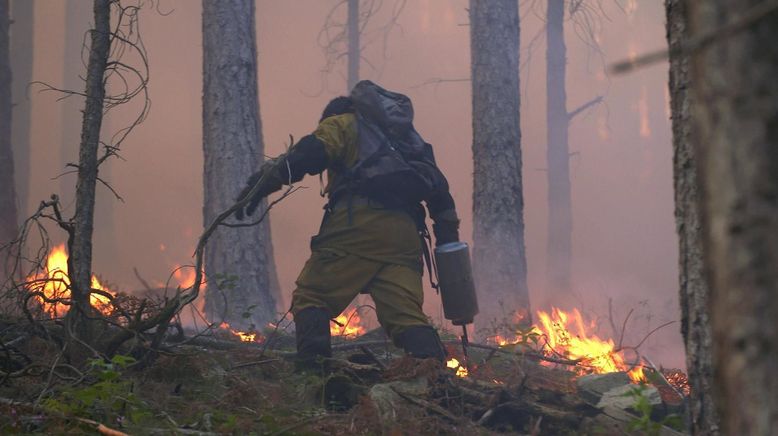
[331, 80, 445, 208]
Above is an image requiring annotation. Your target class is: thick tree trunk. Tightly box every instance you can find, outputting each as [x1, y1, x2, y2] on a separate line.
[545, 0, 572, 301]
[469, 0, 530, 329]
[347, 0, 359, 92]
[666, 1, 719, 434]
[0, 0, 18, 253]
[66, 0, 110, 338]
[202, 0, 279, 330]
[9, 0, 32, 218]
[689, 1, 778, 433]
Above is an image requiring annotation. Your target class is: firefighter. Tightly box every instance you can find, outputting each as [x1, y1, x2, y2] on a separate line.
[234, 82, 460, 368]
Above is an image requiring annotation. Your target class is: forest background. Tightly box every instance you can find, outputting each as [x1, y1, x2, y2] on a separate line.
[15, 0, 680, 366]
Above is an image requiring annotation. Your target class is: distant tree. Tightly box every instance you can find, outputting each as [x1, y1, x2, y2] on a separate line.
[0, 0, 18, 254]
[544, 0, 603, 301]
[347, 0, 359, 91]
[202, 0, 279, 329]
[666, 0, 719, 434]
[317, 0, 405, 93]
[689, 1, 778, 433]
[9, 0, 32, 218]
[469, 0, 531, 329]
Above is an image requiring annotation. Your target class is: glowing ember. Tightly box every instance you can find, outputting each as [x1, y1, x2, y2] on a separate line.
[330, 308, 365, 337]
[446, 358, 468, 378]
[663, 369, 691, 397]
[219, 322, 264, 343]
[26, 244, 115, 317]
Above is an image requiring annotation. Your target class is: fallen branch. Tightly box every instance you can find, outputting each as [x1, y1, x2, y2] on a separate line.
[391, 387, 462, 423]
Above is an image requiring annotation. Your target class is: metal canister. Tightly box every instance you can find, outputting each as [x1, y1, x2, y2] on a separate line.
[434, 242, 479, 326]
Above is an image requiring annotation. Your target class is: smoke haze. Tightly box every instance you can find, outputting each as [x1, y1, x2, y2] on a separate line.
[15, 0, 683, 367]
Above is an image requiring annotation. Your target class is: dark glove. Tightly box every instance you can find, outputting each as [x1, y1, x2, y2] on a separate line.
[433, 219, 459, 246]
[234, 170, 265, 220]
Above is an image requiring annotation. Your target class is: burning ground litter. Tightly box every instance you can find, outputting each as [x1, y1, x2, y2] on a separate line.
[3, 246, 688, 434]
[0, 321, 688, 434]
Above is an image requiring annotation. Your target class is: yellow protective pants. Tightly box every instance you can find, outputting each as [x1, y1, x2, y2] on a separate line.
[291, 247, 431, 340]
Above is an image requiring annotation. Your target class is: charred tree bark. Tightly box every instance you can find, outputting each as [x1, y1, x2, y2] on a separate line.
[689, 1, 778, 433]
[62, 0, 117, 264]
[61, 0, 90, 204]
[202, 0, 280, 330]
[347, 0, 359, 92]
[9, 0, 32, 218]
[0, 0, 18, 253]
[666, 1, 719, 434]
[469, 0, 530, 329]
[66, 0, 111, 339]
[545, 0, 572, 301]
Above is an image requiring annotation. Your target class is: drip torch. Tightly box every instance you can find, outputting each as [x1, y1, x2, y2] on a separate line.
[434, 242, 479, 365]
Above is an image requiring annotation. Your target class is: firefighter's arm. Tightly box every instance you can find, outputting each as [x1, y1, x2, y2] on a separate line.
[425, 162, 460, 246]
[428, 191, 460, 246]
[235, 134, 329, 220]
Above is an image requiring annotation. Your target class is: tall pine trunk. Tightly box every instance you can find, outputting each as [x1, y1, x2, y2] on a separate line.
[545, 0, 572, 301]
[469, 0, 531, 329]
[9, 0, 32, 218]
[0, 0, 18, 253]
[66, 0, 111, 340]
[689, 1, 778, 433]
[666, 0, 719, 433]
[347, 0, 359, 92]
[202, 0, 279, 330]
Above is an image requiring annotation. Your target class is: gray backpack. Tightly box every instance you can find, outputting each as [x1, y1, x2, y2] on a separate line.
[332, 80, 445, 208]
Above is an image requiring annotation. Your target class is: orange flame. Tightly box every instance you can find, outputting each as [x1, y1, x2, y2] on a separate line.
[330, 308, 365, 337]
[492, 307, 646, 383]
[446, 358, 468, 378]
[219, 322, 264, 344]
[26, 244, 115, 317]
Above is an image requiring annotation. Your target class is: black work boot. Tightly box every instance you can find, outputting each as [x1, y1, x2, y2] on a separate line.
[394, 325, 447, 361]
[294, 307, 333, 373]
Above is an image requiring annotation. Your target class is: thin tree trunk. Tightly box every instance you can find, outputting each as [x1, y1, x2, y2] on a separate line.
[666, 0, 719, 434]
[347, 0, 359, 92]
[0, 0, 18, 253]
[202, 0, 279, 330]
[62, 0, 117, 264]
[61, 0, 90, 205]
[545, 0, 572, 301]
[689, 1, 778, 433]
[9, 0, 32, 219]
[66, 0, 111, 339]
[469, 0, 531, 329]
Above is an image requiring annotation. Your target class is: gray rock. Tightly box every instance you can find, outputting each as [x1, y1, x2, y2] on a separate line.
[576, 372, 631, 404]
[597, 384, 661, 411]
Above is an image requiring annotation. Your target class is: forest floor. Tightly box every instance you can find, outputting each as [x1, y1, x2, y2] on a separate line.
[0, 326, 689, 435]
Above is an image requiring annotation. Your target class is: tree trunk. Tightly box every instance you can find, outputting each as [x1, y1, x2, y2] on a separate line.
[347, 0, 359, 92]
[202, 0, 279, 330]
[666, 1, 719, 434]
[66, 0, 111, 339]
[62, 0, 117, 264]
[0, 0, 18, 253]
[469, 0, 531, 329]
[689, 1, 778, 433]
[545, 0, 572, 301]
[9, 0, 32, 219]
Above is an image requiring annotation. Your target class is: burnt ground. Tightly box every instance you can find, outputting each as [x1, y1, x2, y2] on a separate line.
[0, 328, 688, 435]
